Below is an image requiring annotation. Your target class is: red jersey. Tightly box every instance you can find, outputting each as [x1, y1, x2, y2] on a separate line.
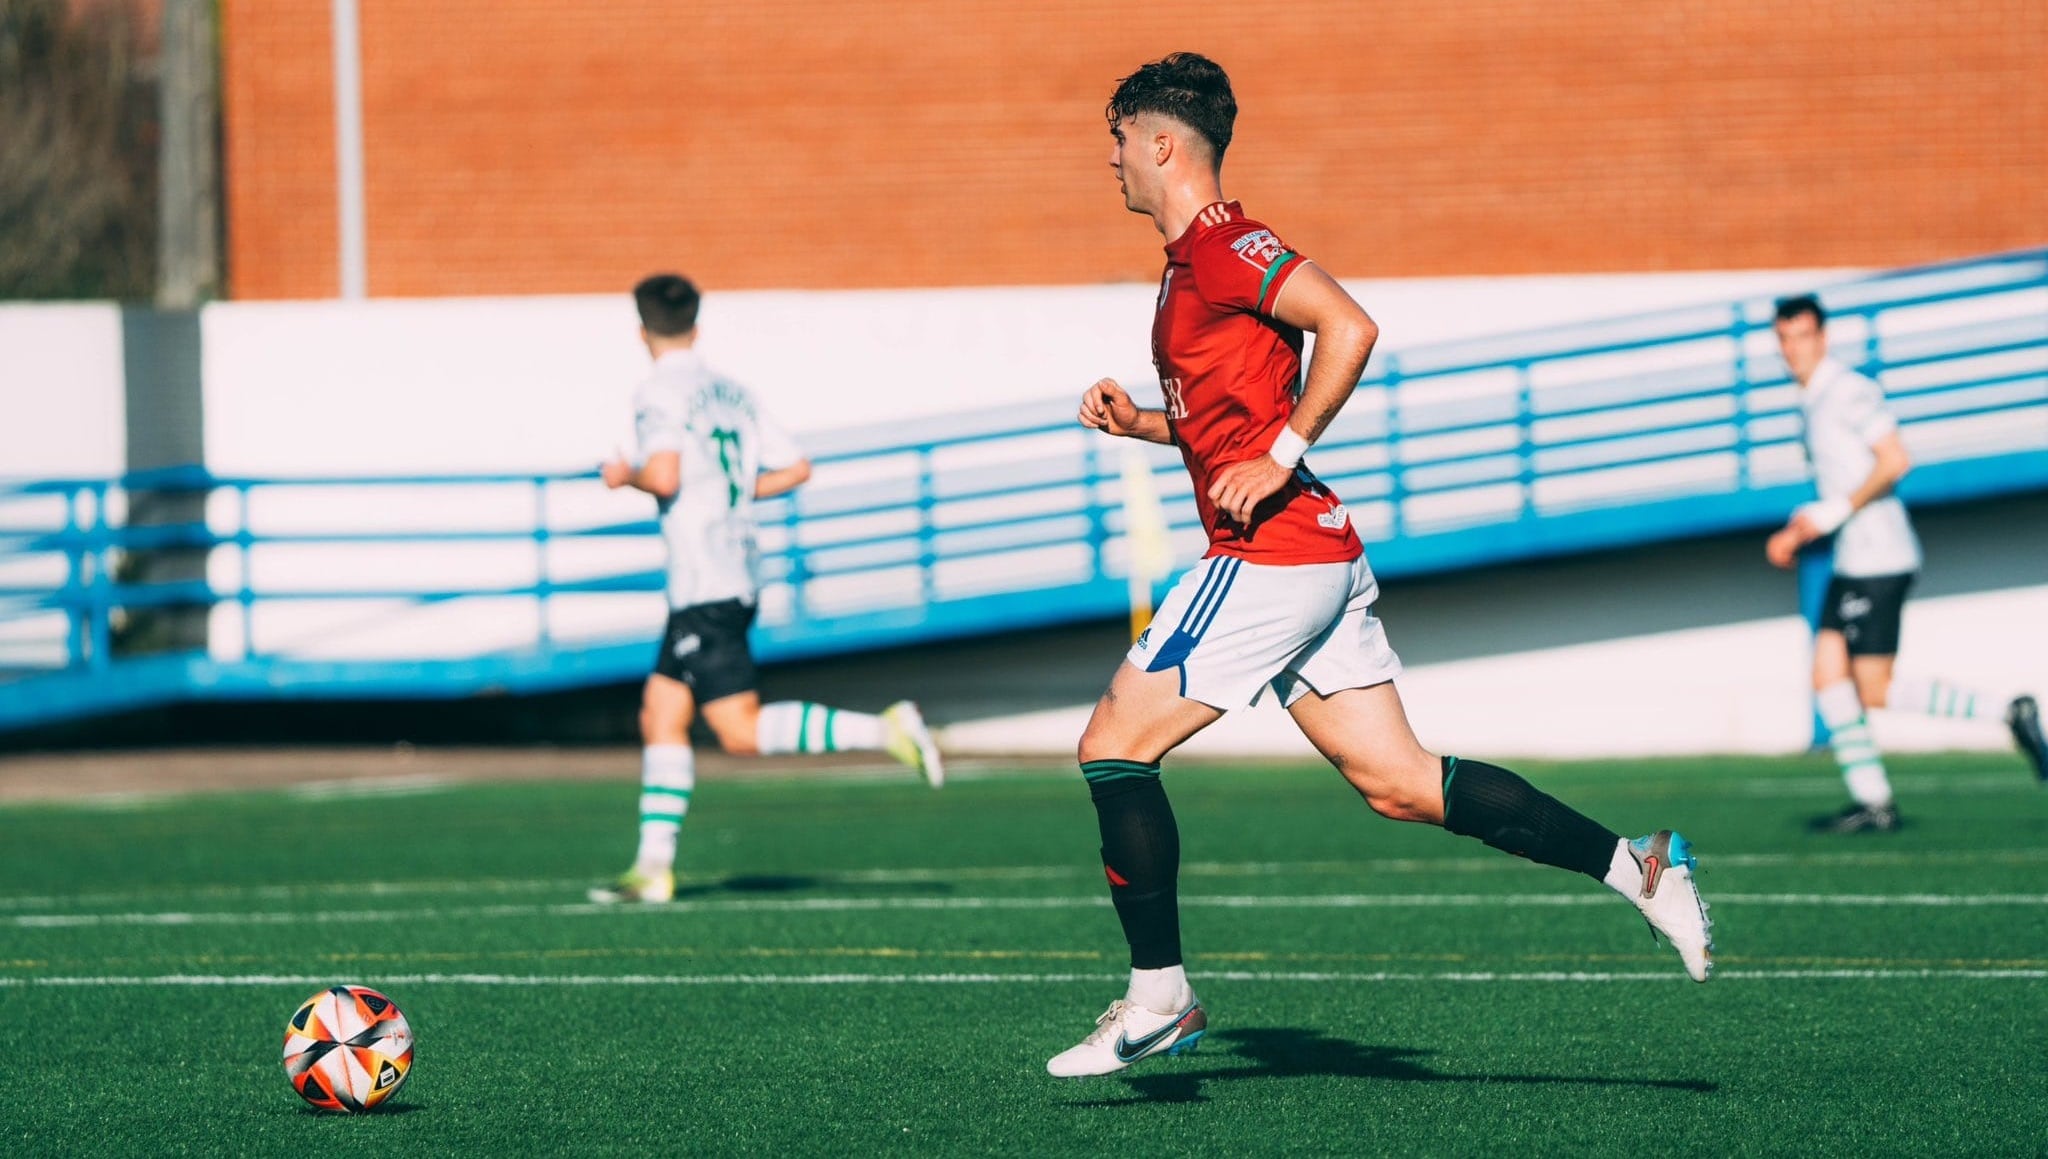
[1152, 201, 1362, 564]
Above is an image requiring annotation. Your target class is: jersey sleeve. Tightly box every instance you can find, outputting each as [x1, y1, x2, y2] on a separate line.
[1193, 223, 1307, 317]
[751, 406, 805, 472]
[1843, 375, 1900, 445]
[633, 379, 686, 461]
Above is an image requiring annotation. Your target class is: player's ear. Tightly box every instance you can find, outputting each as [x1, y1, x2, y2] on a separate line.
[1153, 130, 1174, 166]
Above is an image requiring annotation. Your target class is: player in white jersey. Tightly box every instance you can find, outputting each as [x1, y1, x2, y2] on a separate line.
[589, 275, 945, 904]
[1765, 295, 2045, 832]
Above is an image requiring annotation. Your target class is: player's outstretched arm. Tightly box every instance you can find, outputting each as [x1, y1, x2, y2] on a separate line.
[1078, 378, 1172, 444]
[755, 458, 812, 499]
[603, 450, 680, 499]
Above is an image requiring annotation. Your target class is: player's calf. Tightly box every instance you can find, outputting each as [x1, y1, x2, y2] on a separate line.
[1439, 755, 1618, 879]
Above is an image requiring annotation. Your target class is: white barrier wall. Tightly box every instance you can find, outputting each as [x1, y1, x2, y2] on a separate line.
[0, 305, 127, 666]
[194, 269, 1860, 473]
[942, 585, 2048, 758]
[0, 304, 126, 477]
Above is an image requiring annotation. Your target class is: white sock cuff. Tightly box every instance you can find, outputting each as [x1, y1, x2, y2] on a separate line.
[1126, 964, 1190, 1013]
[756, 702, 806, 755]
[1601, 838, 1639, 896]
[642, 744, 695, 791]
[1816, 681, 1866, 730]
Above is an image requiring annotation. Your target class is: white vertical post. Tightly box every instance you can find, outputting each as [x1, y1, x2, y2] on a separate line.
[331, 0, 368, 299]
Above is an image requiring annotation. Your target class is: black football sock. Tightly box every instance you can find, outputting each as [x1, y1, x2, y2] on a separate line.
[1081, 759, 1182, 969]
[1440, 755, 1619, 880]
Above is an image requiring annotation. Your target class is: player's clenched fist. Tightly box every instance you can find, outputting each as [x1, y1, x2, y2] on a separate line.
[1078, 378, 1143, 437]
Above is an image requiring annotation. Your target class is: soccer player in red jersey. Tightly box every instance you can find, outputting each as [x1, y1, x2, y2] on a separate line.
[1047, 54, 1717, 1078]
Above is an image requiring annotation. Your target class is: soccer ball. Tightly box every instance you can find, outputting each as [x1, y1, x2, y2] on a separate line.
[281, 985, 414, 1112]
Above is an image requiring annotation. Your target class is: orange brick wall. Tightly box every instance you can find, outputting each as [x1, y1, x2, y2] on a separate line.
[222, 0, 2048, 299]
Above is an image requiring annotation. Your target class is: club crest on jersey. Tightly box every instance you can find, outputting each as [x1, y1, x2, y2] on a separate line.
[1231, 229, 1289, 271]
[1317, 504, 1351, 531]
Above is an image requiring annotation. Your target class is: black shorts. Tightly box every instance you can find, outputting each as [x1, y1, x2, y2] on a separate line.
[1819, 572, 1914, 657]
[652, 600, 759, 702]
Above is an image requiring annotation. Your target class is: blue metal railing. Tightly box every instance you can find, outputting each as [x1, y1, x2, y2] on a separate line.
[1, 247, 2044, 724]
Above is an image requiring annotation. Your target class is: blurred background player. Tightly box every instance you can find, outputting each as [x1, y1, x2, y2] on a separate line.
[1765, 294, 2046, 833]
[1046, 53, 1714, 1079]
[590, 274, 944, 904]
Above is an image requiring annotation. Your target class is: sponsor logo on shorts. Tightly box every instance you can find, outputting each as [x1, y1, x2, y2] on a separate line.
[1838, 594, 1873, 622]
[671, 633, 702, 659]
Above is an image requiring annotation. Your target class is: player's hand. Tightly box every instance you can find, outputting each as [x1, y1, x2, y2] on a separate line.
[1078, 378, 1144, 438]
[1208, 455, 1293, 526]
[1765, 524, 1802, 569]
[601, 456, 633, 489]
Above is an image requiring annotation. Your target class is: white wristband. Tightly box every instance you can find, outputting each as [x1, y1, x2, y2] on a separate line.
[1267, 426, 1311, 469]
[1797, 497, 1853, 535]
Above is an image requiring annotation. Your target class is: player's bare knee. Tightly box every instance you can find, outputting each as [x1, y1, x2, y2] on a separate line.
[1366, 786, 1437, 824]
[1327, 753, 1434, 823]
[714, 726, 760, 756]
[1076, 702, 1127, 764]
[1076, 726, 1118, 766]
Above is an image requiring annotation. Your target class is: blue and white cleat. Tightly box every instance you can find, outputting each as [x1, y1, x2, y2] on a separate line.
[1627, 830, 1714, 982]
[1046, 994, 1206, 1077]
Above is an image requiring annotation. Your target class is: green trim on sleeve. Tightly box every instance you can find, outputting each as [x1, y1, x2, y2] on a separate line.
[1256, 252, 1301, 313]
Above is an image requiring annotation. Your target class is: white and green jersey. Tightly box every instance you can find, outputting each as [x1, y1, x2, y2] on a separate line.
[1801, 357, 1921, 578]
[633, 349, 805, 609]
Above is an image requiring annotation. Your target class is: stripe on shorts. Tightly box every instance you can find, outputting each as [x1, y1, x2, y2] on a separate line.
[1147, 557, 1241, 674]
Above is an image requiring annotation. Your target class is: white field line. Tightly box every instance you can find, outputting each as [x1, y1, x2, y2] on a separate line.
[1, 968, 2043, 988]
[6, 847, 2045, 913]
[13, 892, 2048, 929]
[16, 763, 2029, 815]
[1736, 772, 2033, 797]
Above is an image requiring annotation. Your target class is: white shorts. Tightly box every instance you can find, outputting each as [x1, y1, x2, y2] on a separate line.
[1128, 554, 1404, 710]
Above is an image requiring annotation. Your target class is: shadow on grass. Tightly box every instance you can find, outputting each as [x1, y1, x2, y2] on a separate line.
[1063, 1027, 1719, 1106]
[293, 1101, 427, 1117]
[672, 872, 956, 898]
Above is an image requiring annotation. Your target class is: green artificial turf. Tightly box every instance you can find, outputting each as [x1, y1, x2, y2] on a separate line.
[3, 752, 2044, 1156]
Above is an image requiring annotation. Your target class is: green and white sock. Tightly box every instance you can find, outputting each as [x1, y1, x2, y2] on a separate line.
[1818, 680, 1892, 808]
[635, 744, 694, 872]
[756, 701, 885, 754]
[1887, 676, 1998, 720]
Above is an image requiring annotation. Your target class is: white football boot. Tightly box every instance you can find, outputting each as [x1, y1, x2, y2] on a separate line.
[586, 866, 674, 905]
[1046, 992, 1206, 1077]
[1623, 830, 1713, 982]
[882, 700, 945, 789]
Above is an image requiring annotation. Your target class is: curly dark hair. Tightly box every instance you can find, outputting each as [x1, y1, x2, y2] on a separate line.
[1106, 52, 1237, 160]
